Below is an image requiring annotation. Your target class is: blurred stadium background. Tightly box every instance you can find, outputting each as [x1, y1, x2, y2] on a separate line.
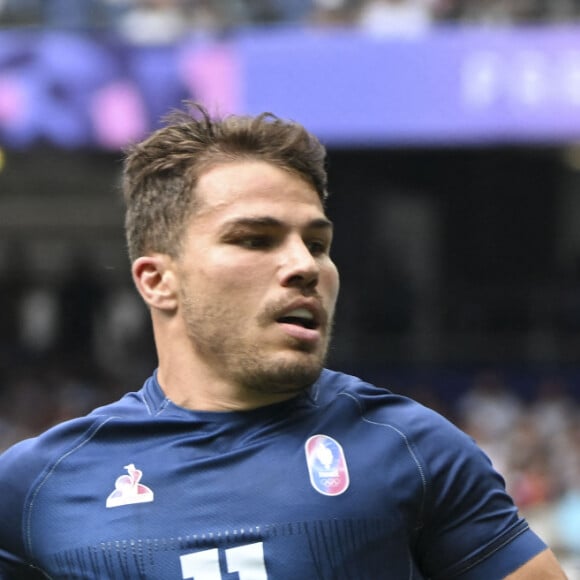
[1, 0, 580, 573]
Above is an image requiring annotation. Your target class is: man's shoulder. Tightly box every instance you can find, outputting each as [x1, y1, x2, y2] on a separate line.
[318, 369, 438, 416]
[0, 413, 108, 480]
[318, 369, 468, 445]
[316, 368, 393, 399]
[0, 388, 148, 482]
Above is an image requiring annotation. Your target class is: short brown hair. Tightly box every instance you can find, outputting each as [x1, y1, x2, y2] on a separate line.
[122, 102, 328, 263]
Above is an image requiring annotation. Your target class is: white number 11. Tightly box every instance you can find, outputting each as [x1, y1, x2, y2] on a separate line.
[180, 541, 268, 579]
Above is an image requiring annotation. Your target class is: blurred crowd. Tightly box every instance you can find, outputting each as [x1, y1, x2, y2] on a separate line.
[1, 0, 580, 42]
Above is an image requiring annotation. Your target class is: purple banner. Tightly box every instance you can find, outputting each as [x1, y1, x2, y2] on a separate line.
[0, 26, 580, 149]
[239, 25, 580, 145]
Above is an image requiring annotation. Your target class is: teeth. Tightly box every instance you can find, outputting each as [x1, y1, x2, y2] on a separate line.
[285, 308, 314, 320]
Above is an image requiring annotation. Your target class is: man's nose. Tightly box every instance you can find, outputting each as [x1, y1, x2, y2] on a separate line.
[279, 237, 319, 289]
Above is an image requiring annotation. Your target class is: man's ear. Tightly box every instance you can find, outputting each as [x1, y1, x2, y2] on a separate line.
[132, 254, 178, 311]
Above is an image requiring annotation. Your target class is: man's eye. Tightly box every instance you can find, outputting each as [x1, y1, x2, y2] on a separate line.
[307, 240, 329, 256]
[238, 236, 273, 249]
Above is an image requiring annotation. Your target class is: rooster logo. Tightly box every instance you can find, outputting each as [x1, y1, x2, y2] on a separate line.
[106, 463, 154, 508]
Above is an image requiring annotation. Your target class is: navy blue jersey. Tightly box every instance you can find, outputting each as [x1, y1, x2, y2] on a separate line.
[0, 369, 545, 579]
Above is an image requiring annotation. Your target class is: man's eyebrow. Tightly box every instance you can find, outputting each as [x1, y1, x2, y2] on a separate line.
[221, 216, 334, 230]
[308, 218, 334, 231]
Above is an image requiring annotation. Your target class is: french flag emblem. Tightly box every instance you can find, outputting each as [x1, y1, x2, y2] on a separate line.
[305, 434, 350, 496]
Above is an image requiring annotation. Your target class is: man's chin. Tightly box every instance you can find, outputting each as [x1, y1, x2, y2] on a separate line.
[241, 353, 324, 395]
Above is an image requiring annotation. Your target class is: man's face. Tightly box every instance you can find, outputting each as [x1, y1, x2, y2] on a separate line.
[174, 160, 340, 396]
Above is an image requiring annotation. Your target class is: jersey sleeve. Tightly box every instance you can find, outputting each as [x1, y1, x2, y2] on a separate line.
[0, 437, 46, 578]
[327, 373, 548, 579]
[407, 403, 547, 579]
[0, 416, 110, 579]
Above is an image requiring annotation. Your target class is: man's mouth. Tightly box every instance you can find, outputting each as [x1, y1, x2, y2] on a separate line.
[277, 308, 319, 330]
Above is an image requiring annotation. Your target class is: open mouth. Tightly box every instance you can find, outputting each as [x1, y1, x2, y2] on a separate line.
[277, 308, 319, 330]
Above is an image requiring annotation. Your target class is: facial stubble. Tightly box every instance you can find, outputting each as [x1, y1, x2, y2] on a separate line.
[179, 284, 334, 396]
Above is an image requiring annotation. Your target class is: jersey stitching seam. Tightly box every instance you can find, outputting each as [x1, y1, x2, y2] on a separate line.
[155, 398, 171, 415]
[339, 391, 428, 580]
[338, 391, 428, 526]
[23, 417, 118, 559]
[141, 392, 154, 415]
